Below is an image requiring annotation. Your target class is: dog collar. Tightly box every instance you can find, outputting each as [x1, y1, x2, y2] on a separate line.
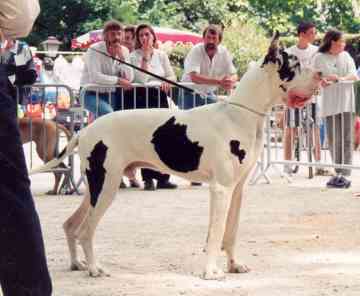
[226, 101, 266, 117]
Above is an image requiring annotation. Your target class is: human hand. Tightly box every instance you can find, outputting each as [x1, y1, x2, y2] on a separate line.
[118, 78, 133, 90]
[160, 82, 171, 93]
[0, 29, 13, 54]
[219, 76, 236, 91]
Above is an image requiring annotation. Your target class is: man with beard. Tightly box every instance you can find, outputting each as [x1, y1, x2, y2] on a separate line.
[179, 24, 238, 110]
[179, 24, 237, 186]
[81, 20, 134, 117]
[81, 20, 139, 188]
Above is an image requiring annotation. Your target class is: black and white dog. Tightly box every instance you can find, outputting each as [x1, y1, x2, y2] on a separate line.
[32, 32, 321, 280]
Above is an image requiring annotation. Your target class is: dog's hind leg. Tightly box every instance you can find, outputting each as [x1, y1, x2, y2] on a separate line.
[203, 182, 232, 280]
[77, 170, 120, 277]
[222, 180, 250, 274]
[63, 187, 91, 271]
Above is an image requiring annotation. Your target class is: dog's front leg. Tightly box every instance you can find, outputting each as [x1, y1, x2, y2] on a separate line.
[222, 181, 250, 274]
[203, 182, 231, 280]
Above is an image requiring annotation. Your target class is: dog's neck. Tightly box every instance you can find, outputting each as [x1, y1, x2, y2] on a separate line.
[228, 62, 283, 115]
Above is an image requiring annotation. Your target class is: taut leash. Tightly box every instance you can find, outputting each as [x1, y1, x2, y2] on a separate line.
[90, 47, 197, 94]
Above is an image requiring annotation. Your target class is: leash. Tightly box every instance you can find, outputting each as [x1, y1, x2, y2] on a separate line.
[226, 101, 266, 117]
[90, 47, 198, 94]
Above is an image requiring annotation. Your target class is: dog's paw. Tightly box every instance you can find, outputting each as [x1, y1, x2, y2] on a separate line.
[228, 261, 250, 274]
[202, 266, 225, 280]
[88, 265, 110, 277]
[70, 260, 87, 271]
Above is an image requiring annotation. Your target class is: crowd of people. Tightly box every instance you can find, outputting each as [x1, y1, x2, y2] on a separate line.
[281, 21, 358, 189]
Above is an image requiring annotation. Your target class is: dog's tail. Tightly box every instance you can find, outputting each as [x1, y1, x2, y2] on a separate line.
[30, 133, 80, 175]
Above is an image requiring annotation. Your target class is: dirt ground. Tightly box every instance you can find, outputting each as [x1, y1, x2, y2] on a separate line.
[5, 166, 354, 296]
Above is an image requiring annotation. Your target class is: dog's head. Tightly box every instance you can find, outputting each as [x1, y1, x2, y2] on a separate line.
[262, 31, 321, 108]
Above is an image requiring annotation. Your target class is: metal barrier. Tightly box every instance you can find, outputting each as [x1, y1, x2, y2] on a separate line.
[251, 80, 360, 184]
[17, 83, 83, 194]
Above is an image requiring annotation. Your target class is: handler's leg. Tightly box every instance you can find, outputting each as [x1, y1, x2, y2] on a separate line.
[0, 66, 52, 295]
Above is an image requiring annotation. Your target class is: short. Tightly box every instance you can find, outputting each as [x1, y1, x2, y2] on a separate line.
[285, 103, 319, 128]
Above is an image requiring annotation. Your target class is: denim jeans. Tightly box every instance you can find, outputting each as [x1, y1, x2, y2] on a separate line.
[175, 90, 217, 110]
[0, 65, 52, 295]
[83, 90, 119, 118]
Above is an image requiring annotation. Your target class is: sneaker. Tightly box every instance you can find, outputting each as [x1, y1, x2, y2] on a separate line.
[157, 181, 177, 189]
[129, 179, 140, 188]
[338, 176, 351, 188]
[144, 180, 156, 191]
[191, 182, 202, 186]
[326, 176, 351, 189]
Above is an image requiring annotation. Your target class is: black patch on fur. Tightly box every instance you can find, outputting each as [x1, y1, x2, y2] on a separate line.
[277, 51, 299, 82]
[85, 141, 108, 207]
[151, 116, 204, 172]
[58, 147, 66, 159]
[230, 140, 246, 164]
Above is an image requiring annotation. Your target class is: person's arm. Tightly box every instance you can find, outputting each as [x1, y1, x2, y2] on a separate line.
[0, 0, 40, 39]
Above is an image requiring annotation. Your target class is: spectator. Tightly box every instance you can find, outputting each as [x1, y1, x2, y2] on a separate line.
[179, 24, 237, 110]
[283, 21, 325, 176]
[5, 40, 37, 105]
[128, 23, 177, 191]
[313, 29, 358, 188]
[81, 20, 139, 188]
[81, 20, 133, 116]
[0, 0, 52, 295]
[123, 25, 136, 53]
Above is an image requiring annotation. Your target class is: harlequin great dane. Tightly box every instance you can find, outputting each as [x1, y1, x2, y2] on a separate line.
[31, 32, 321, 280]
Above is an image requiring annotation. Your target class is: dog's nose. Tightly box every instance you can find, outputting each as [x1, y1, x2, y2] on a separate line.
[315, 71, 322, 79]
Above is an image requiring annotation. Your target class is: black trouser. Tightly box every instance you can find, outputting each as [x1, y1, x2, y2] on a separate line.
[120, 87, 170, 183]
[0, 65, 52, 295]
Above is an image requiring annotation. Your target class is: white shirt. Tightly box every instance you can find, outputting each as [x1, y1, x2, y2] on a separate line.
[313, 51, 357, 117]
[80, 41, 134, 90]
[287, 44, 319, 103]
[130, 48, 176, 84]
[181, 43, 236, 93]
[287, 43, 318, 69]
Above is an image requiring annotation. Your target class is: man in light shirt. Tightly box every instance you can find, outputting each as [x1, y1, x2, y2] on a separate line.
[81, 20, 134, 117]
[0, 1, 52, 295]
[179, 24, 238, 110]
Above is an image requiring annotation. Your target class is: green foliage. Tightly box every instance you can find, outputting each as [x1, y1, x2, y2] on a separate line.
[168, 43, 192, 79]
[222, 21, 269, 77]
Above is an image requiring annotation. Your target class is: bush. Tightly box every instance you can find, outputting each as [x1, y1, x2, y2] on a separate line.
[222, 20, 269, 78]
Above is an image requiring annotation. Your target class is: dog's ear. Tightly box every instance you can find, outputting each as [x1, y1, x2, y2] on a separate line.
[262, 30, 281, 67]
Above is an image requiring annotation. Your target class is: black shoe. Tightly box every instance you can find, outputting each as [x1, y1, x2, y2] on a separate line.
[191, 182, 202, 186]
[130, 179, 140, 188]
[157, 181, 177, 189]
[144, 180, 156, 191]
[119, 179, 127, 189]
